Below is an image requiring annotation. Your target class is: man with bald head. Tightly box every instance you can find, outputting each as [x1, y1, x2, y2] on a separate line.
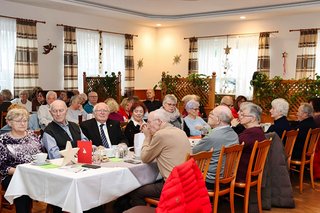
[192, 105, 239, 190]
[143, 89, 162, 113]
[80, 102, 127, 147]
[42, 100, 87, 159]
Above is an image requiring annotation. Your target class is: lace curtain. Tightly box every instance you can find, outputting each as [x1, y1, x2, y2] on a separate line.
[14, 19, 39, 96]
[0, 18, 16, 93]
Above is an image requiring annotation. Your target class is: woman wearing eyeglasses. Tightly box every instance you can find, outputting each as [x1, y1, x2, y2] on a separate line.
[183, 100, 210, 137]
[236, 102, 266, 182]
[0, 108, 42, 213]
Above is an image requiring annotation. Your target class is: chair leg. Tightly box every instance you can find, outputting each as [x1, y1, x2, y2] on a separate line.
[213, 193, 219, 213]
[229, 189, 235, 213]
[310, 160, 315, 189]
[300, 163, 305, 193]
[243, 186, 250, 213]
[257, 181, 263, 213]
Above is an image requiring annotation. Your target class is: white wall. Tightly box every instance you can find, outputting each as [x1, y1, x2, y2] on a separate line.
[1, 1, 320, 91]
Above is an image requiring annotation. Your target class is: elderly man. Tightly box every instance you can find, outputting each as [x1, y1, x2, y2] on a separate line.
[80, 102, 127, 147]
[292, 103, 317, 160]
[129, 109, 191, 206]
[83, 91, 98, 113]
[11, 90, 32, 112]
[220, 95, 234, 109]
[38, 91, 57, 129]
[42, 100, 87, 159]
[192, 105, 239, 190]
[143, 89, 162, 113]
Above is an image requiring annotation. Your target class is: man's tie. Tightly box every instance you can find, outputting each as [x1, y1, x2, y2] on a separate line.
[99, 124, 110, 148]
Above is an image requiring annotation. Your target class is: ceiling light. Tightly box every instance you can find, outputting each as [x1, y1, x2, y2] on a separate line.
[240, 16, 246, 20]
[156, 24, 162, 27]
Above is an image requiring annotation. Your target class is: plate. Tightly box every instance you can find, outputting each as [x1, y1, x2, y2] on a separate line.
[31, 159, 50, 166]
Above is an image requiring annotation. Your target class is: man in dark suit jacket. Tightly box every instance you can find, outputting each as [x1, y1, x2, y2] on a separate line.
[80, 102, 127, 147]
[292, 103, 317, 160]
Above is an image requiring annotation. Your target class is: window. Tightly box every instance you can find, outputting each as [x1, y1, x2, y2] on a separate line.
[0, 18, 16, 92]
[198, 35, 259, 98]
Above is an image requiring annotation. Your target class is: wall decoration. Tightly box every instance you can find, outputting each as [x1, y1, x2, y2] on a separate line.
[173, 54, 182, 65]
[282, 51, 288, 76]
[42, 43, 57, 54]
[137, 58, 144, 69]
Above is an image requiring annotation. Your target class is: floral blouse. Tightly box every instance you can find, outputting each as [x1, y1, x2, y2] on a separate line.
[0, 130, 42, 178]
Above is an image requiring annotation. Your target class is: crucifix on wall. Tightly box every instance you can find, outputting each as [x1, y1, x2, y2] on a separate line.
[282, 51, 288, 77]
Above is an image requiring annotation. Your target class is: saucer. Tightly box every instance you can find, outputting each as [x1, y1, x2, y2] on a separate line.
[31, 160, 50, 166]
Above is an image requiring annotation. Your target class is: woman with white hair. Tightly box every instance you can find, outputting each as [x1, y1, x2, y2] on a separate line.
[183, 100, 210, 136]
[158, 94, 183, 130]
[266, 98, 291, 138]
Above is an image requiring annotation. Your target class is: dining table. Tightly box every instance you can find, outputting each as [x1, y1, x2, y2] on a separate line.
[4, 157, 160, 213]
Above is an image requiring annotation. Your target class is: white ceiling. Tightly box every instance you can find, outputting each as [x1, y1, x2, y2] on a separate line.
[7, 0, 320, 26]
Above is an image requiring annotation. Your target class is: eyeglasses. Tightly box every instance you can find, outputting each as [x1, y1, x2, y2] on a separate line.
[165, 103, 176, 107]
[192, 108, 200, 111]
[11, 120, 28, 124]
[89, 96, 98, 98]
[51, 109, 66, 114]
[95, 109, 110, 113]
[239, 113, 253, 118]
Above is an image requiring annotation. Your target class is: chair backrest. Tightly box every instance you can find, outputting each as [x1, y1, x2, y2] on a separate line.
[245, 139, 272, 183]
[215, 144, 244, 186]
[303, 128, 320, 160]
[185, 150, 213, 180]
[283, 129, 299, 165]
[281, 130, 287, 141]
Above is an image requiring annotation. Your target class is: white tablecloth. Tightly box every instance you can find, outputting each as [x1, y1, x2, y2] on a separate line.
[5, 158, 159, 213]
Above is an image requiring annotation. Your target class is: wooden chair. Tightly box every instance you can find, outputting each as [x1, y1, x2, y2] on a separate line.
[281, 130, 287, 141]
[283, 129, 299, 168]
[235, 139, 272, 213]
[0, 111, 7, 129]
[208, 144, 244, 213]
[145, 150, 213, 206]
[290, 128, 320, 193]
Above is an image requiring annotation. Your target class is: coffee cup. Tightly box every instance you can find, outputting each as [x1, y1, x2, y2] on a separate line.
[33, 153, 48, 164]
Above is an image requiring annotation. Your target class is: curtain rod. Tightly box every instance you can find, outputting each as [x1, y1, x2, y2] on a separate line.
[0, 14, 46, 24]
[184, 30, 279, 40]
[290, 28, 320, 32]
[56, 24, 138, 37]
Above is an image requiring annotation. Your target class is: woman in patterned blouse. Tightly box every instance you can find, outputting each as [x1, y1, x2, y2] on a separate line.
[0, 108, 42, 213]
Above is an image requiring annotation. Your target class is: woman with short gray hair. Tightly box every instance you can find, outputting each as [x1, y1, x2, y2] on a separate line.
[158, 94, 184, 130]
[266, 98, 291, 138]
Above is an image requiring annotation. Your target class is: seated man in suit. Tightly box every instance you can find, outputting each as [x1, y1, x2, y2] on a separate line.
[192, 105, 239, 190]
[80, 102, 128, 147]
[42, 100, 87, 159]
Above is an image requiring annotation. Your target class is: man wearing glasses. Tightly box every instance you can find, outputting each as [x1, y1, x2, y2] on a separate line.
[80, 102, 127, 147]
[83, 91, 98, 114]
[42, 100, 87, 159]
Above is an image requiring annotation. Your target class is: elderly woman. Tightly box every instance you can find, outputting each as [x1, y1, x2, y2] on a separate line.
[158, 94, 183, 129]
[0, 108, 42, 212]
[124, 102, 147, 147]
[266, 98, 291, 138]
[105, 98, 124, 122]
[11, 90, 32, 113]
[236, 102, 266, 182]
[183, 100, 210, 137]
[66, 95, 88, 124]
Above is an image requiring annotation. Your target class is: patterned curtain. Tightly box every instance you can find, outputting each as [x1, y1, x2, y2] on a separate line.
[124, 34, 135, 96]
[295, 29, 318, 79]
[14, 19, 38, 96]
[257, 32, 270, 78]
[188, 37, 198, 74]
[64, 26, 78, 90]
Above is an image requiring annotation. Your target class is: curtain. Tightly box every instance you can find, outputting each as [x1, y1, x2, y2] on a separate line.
[14, 19, 38, 97]
[76, 29, 99, 92]
[296, 29, 318, 79]
[0, 18, 16, 93]
[188, 37, 198, 74]
[102, 33, 125, 95]
[124, 34, 135, 96]
[257, 32, 270, 78]
[316, 30, 320, 76]
[64, 26, 78, 90]
[198, 35, 259, 98]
